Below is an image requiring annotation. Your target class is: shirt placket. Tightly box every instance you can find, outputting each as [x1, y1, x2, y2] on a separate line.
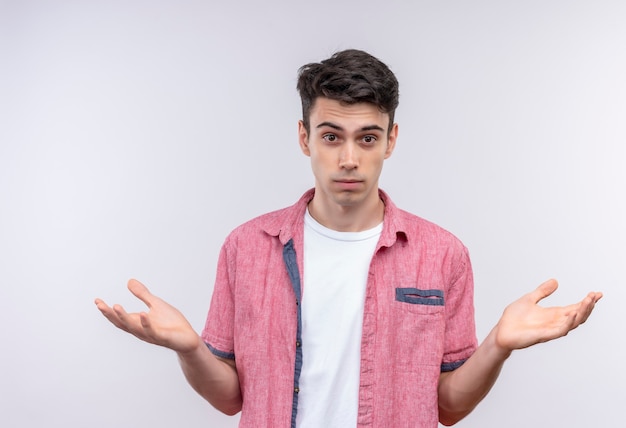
[357, 256, 379, 426]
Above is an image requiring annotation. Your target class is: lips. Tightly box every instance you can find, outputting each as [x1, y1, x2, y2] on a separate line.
[334, 179, 363, 190]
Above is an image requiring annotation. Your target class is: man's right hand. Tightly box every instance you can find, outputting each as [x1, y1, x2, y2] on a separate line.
[95, 279, 201, 354]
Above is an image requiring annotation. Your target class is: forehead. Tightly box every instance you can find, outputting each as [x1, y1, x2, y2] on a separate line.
[309, 98, 389, 129]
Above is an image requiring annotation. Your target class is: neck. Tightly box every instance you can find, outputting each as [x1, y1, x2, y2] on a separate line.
[307, 191, 385, 232]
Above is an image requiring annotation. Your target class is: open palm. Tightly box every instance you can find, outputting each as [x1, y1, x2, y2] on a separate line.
[495, 279, 602, 352]
[95, 279, 200, 354]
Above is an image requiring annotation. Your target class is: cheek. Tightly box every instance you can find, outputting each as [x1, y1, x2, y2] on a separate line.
[310, 150, 334, 169]
[369, 154, 386, 170]
[308, 153, 326, 179]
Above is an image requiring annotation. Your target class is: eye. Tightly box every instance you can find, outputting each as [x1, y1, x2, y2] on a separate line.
[361, 135, 377, 145]
[322, 133, 339, 143]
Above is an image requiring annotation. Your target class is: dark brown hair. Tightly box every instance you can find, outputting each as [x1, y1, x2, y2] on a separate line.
[296, 49, 399, 133]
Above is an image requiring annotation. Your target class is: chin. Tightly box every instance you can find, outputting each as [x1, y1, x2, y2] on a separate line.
[333, 192, 366, 207]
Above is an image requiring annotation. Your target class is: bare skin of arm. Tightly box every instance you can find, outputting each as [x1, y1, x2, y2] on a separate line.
[95, 279, 242, 415]
[437, 279, 603, 426]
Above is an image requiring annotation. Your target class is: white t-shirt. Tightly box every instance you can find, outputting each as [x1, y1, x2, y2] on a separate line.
[296, 209, 382, 427]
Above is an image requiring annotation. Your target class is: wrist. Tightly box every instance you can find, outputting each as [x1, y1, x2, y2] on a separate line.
[488, 325, 514, 361]
[176, 335, 205, 360]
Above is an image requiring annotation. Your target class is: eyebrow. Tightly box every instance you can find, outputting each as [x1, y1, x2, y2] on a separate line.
[315, 121, 385, 132]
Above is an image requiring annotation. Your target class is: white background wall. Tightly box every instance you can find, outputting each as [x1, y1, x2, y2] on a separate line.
[1, 1, 624, 427]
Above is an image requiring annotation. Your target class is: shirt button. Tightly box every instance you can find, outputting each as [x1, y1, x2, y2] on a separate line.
[294, 387, 300, 393]
[296, 341, 301, 347]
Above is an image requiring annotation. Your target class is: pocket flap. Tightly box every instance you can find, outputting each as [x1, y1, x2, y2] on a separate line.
[395, 288, 444, 306]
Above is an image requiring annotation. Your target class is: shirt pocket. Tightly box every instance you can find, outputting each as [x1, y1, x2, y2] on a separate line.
[391, 287, 446, 369]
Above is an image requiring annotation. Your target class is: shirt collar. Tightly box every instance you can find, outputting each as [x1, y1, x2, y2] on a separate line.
[261, 188, 409, 247]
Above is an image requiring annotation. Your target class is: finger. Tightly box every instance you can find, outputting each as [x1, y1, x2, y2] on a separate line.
[571, 292, 601, 326]
[139, 311, 153, 331]
[94, 298, 109, 313]
[127, 278, 154, 308]
[138, 311, 161, 343]
[96, 300, 127, 330]
[558, 293, 598, 333]
[112, 303, 140, 330]
[530, 278, 559, 304]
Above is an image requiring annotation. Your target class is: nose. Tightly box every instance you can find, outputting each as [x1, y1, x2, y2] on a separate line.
[339, 141, 358, 170]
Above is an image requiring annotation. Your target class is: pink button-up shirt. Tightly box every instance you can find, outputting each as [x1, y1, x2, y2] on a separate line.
[202, 189, 477, 427]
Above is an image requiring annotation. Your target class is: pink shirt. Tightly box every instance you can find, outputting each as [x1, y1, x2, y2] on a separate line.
[202, 189, 477, 427]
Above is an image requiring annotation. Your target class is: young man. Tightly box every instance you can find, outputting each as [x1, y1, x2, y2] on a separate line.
[95, 49, 602, 427]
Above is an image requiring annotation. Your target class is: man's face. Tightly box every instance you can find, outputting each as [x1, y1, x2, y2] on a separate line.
[298, 97, 397, 215]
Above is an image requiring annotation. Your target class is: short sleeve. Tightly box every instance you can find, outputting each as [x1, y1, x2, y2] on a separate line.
[441, 246, 478, 371]
[201, 240, 236, 359]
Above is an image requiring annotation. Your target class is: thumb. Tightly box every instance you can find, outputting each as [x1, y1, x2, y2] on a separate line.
[127, 278, 154, 308]
[530, 278, 559, 304]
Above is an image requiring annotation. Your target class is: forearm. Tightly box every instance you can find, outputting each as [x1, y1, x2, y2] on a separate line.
[438, 327, 511, 426]
[177, 338, 242, 415]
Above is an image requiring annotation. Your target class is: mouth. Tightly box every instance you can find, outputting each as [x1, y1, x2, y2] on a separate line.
[334, 179, 363, 190]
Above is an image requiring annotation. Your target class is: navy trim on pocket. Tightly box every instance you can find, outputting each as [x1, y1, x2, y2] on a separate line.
[395, 288, 444, 306]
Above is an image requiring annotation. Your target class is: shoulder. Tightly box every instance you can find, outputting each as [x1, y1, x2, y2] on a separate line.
[227, 205, 294, 239]
[224, 189, 314, 246]
[400, 208, 465, 248]
[388, 207, 473, 286]
[381, 191, 467, 253]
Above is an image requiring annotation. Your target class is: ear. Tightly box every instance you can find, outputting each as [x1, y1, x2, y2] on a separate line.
[298, 120, 311, 157]
[384, 123, 398, 159]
